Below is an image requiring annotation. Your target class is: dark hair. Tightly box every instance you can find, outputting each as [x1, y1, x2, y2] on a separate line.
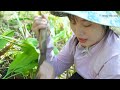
[67, 14, 78, 24]
[102, 26, 109, 33]
[102, 26, 110, 36]
[102, 25, 109, 30]
[50, 11, 68, 17]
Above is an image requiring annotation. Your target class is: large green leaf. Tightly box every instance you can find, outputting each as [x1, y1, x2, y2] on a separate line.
[3, 38, 39, 78]
[14, 61, 37, 75]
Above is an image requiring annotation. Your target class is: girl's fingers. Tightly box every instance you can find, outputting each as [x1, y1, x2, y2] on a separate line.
[32, 24, 48, 32]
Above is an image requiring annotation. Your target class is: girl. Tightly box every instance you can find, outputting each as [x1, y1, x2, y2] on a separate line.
[32, 11, 120, 79]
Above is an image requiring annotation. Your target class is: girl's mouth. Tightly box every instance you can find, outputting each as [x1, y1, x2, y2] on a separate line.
[78, 38, 88, 43]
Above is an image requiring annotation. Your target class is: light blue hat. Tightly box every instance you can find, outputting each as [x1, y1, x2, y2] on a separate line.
[50, 11, 120, 27]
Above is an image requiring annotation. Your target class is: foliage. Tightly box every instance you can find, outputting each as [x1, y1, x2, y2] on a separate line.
[116, 11, 120, 15]
[2, 38, 39, 79]
[0, 30, 14, 50]
[0, 11, 73, 79]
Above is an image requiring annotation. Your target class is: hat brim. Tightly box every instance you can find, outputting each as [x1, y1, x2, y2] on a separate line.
[50, 11, 120, 27]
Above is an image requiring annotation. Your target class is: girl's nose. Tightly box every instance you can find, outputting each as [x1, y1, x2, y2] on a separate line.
[80, 32, 84, 36]
[77, 29, 85, 36]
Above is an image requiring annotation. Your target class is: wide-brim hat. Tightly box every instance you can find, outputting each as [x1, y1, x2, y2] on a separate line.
[50, 11, 120, 27]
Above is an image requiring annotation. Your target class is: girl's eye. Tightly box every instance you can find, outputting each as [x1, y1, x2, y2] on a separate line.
[82, 21, 92, 27]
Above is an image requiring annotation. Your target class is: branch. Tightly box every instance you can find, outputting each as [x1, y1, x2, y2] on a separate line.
[0, 43, 13, 57]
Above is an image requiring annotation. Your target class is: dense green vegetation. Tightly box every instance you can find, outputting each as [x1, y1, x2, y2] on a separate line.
[0, 11, 73, 79]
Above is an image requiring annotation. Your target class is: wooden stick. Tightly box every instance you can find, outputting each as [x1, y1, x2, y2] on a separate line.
[34, 11, 48, 79]
[35, 28, 48, 79]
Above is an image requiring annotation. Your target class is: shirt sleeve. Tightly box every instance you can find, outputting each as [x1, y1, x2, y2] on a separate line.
[45, 35, 76, 77]
[95, 55, 120, 79]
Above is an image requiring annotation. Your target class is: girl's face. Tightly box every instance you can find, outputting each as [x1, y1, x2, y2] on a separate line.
[69, 15, 106, 47]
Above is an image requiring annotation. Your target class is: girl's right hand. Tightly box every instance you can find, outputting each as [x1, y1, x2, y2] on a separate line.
[31, 15, 50, 39]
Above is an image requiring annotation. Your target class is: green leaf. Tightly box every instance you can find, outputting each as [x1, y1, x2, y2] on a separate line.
[4, 38, 39, 78]
[24, 38, 38, 47]
[0, 30, 14, 49]
[53, 46, 59, 55]
[14, 61, 37, 75]
[2, 30, 14, 37]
